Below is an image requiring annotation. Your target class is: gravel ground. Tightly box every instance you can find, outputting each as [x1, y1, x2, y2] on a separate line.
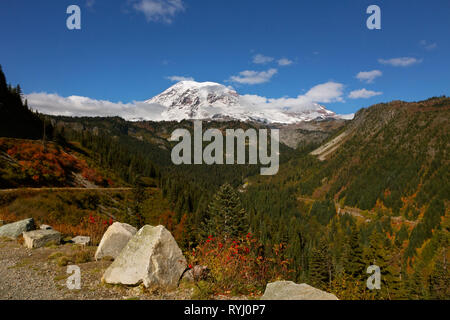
[0, 238, 194, 300]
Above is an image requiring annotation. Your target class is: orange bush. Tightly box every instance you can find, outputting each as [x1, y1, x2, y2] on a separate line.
[0, 208, 18, 224]
[188, 233, 294, 296]
[0, 138, 108, 187]
[51, 214, 113, 245]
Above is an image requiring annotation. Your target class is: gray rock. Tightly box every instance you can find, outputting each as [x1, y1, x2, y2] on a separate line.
[182, 265, 210, 283]
[0, 218, 35, 239]
[95, 222, 137, 261]
[261, 281, 338, 300]
[40, 224, 53, 230]
[23, 229, 61, 249]
[102, 225, 187, 290]
[72, 236, 91, 246]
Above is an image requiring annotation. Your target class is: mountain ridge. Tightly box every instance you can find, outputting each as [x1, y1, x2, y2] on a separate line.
[145, 80, 346, 124]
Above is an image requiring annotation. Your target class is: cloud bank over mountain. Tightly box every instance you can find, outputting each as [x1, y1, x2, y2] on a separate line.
[26, 80, 357, 123]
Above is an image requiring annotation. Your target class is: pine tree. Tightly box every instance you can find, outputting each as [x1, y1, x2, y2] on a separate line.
[205, 183, 248, 239]
[407, 262, 428, 299]
[0, 65, 7, 96]
[364, 231, 403, 299]
[130, 177, 147, 229]
[309, 237, 331, 290]
[429, 248, 449, 299]
[345, 224, 365, 279]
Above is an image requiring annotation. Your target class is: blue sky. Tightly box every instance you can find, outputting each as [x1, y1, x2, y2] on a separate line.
[0, 0, 449, 116]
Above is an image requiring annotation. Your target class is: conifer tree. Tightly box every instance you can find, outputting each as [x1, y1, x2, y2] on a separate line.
[309, 237, 332, 290]
[131, 177, 147, 229]
[364, 231, 403, 299]
[205, 183, 248, 239]
[429, 248, 449, 299]
[345, 224, 365, 279]
[0, 65, 7, 96]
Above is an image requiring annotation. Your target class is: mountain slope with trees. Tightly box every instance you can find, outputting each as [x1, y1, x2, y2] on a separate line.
[0, 65, 448, 299]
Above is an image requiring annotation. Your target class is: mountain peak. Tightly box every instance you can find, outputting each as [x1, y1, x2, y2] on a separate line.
[145, 81, 340, 124]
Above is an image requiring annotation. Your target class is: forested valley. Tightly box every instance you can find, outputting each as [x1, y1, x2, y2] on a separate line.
[1, 66, 448, 299]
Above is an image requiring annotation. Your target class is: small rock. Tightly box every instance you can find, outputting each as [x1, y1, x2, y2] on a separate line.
[182, 265, 210, 282]
[261, 281, 338, 300]
[40, 224, 53, 230]
[95, 222, 137, 261]
[72, 236, 90, 246]
[0, 218, 35, 239]
[102, 225, 187, 290]
[22, 229, 61, 249]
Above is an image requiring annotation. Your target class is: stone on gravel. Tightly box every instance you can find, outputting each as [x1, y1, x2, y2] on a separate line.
[95, 222, 136, 261]
[182, 265, 210, 283]
[72, 236, 91, 246]
[40, 224, 52, 230]
[261, 281, 338, 300]
[0, 218, 35, 239]
[23, 229, 61, 249]
[102, 225, 187, 290]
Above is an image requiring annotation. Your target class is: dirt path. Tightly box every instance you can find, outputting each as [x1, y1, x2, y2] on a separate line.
[297, 196, 417, 226]
[0, 238, 192, 300]
[0, 187, 133, 193]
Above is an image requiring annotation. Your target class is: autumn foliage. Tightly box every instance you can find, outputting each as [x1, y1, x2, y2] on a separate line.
[188, 233, 294, 296]
[0, 138, 108, 187]
[51, 214, 113, 245]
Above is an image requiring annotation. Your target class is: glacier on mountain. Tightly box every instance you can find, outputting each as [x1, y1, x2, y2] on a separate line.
[144, 80, 344, 124]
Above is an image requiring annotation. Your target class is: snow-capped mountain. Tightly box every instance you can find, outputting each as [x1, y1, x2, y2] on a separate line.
[145, 80, 341, 124]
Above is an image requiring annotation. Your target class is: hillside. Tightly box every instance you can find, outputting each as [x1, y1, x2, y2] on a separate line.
[0, 138, 125, 189]
[242, 97, 449, 299]
[0, 64, 448, 299]
[306, 97, 448, 212]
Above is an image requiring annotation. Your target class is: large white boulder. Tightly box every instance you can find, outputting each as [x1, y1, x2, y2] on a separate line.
[0, 218, 35, 239]
[23, 229, 61, 249]
[95, 222, 137, 260]
[102, 225, 187, 290]
[261, 281, 339, 300]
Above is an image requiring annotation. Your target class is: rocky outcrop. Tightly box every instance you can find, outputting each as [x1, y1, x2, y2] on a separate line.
[0, 218, 35, 239]
[40, 224, 53, 230]
[23, 229, 61, 249]
[102, 225, 187, 290]
[72, 236, 90, 246]
[261, 281, 338, 300]
[95, 222, 137, 260]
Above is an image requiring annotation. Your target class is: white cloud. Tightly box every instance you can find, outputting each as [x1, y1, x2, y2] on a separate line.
[240, 81, 345, 112]
[252, 54, 274, 64]
[378, 57, 422, 67]
[348, 88, 382, 99]
[277, 58, 293, 66]
[356, 70, 382, 83]
[26, 93, 166, 121]
[304, 82, 345, 103]
[26, 81, 346, 122]
[131, 0, 185, 23]
[166, 75, 194, 82]
[420, 40, 437, 51]
[229, 68, 278, 85]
